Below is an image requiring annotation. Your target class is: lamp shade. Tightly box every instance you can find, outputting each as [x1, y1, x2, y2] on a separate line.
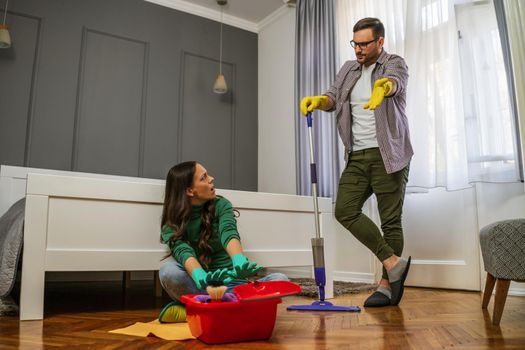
[213, 73, 228, 94]
[0, 25, 10, 49]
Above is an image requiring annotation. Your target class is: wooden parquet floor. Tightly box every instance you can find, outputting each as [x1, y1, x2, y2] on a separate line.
[0, 281, 524, 349]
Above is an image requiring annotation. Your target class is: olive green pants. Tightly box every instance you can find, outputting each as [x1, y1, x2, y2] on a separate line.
[334, 148, 409, 280]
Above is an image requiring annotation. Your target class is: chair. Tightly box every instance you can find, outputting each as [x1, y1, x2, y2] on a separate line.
[479, 219, 525, 325]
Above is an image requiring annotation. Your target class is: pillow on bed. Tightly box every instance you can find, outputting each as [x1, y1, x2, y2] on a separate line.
[0, 198, 25, 298]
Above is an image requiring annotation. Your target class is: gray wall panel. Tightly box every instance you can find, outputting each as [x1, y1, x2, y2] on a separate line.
[0, 13, 40, 167]
[229, 29, 258, 191]
[0, 0, 258, 190]
[72, 28, 147, 177]
[179, 52, 234, 189]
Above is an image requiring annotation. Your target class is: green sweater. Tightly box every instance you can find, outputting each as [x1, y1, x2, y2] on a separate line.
[161, 196, 240, 271]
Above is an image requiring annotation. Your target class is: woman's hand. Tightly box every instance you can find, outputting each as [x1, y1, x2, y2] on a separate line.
[229, 253, 264, 279]
[191, 267, 209, 289]
[207, 268, 232, 286]
[192, 267, 232, 289]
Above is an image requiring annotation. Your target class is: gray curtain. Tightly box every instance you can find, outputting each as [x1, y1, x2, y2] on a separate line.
[295, 0, 340, 197]
[494, 0, 524, 181]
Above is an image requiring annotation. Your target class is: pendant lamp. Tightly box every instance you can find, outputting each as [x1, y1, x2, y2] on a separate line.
[0, 0, 11, 49]
[213, 0, 227, 94]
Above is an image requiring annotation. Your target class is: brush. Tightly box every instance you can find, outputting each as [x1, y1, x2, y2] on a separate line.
[206, 285, 228, 301]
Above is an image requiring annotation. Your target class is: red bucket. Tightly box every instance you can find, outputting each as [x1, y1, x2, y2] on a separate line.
[180, 280, 301, 344]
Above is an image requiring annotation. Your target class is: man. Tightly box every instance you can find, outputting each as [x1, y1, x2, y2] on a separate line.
[300, 18, 413, 307]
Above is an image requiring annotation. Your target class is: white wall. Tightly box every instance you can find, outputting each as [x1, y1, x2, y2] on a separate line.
[258, 7, 297, 195]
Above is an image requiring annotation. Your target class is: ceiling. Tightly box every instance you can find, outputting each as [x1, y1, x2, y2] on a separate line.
[181, 0, 287, 23]
[145, 0, 295, 33]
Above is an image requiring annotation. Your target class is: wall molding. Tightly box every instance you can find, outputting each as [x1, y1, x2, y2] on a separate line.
[265, 266, 311, 279]
[333, 271, 376, 284]
[412, 259, 467, 266]
[138, 42, 150, 177]
[72, 27, 149, 176]
[177, 51, 236, 188]
[144, 0, 293, 33]
[144, 0, 259, 33]
[258, 4, 293, 31]
[6, 11, 45, 167]
[509, 285, 525, 297]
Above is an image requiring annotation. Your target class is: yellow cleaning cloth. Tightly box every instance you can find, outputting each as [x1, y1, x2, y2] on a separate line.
[109, 319, 195, 341]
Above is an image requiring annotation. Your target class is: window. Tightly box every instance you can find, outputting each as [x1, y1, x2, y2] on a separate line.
[456, 1, 520, 182]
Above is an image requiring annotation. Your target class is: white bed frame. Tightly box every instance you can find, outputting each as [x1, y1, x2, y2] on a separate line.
[0, 165, 336, 320]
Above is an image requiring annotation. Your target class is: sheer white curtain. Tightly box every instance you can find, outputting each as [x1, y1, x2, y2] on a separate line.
[404, 0, 470, 189]
[457, 1, 521, 182]
[335, 0, 521, 190]
[500, 0, 525, 182]
[336, 0, 406, 63]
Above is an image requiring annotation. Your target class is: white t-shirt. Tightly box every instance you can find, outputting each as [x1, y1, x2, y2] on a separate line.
[350, 63, 378, 151]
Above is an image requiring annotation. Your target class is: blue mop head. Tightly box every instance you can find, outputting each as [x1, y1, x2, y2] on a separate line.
[287, 300, 360, 312]
[287, 266, 361, 312]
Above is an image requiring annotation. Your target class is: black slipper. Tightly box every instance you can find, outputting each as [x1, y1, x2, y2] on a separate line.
[389, 256, 411, 306]
[364, 291, 391, 307]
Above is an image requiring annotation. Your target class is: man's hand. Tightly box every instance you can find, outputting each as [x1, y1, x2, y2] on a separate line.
[300, 95, 331, 116]
[363, 78, 393, 110]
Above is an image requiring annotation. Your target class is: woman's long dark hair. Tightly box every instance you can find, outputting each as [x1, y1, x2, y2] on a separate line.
[161, 161, 216, 267]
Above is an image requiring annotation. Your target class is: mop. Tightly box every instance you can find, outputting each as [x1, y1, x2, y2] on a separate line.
[287, 112, 360, 312]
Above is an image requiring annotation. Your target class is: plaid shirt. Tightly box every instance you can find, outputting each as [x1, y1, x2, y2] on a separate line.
[324, 50, 413, 174]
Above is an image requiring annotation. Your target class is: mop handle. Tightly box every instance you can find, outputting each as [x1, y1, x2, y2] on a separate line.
[307, 113, 321, 239]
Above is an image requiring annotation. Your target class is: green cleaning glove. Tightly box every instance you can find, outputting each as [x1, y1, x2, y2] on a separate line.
[206, 268, 233, 286]
[229, 253, 264, 279]
[158, 301, 186, 323]
[192, 267, 232, 289]
[191, 267, 209, 290]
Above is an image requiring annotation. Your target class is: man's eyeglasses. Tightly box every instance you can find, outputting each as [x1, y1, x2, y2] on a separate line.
[350, 39, 378, 49]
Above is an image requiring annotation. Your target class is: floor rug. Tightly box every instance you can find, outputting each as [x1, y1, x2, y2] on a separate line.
[290, 278, 376, 298]
[0, 295, 18, 316]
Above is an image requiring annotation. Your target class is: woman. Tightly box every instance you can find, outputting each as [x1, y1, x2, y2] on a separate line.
[158, 161, 288, 322]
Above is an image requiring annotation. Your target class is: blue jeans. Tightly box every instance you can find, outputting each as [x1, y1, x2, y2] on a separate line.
[159, 259, 289, 302]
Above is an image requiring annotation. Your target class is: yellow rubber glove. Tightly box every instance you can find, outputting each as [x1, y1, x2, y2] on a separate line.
[300, 95, 331, 116]
[363, 78, 393, 110]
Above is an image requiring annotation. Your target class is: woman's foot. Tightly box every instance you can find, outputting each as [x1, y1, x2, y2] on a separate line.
[158, 301, 186, 323]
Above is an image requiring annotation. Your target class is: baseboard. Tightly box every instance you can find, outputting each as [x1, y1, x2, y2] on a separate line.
[509, 286, 525, 297]
[265, 266, 312, 278]
[265, 267, 378, 283]
[333, 271, 376, 284]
